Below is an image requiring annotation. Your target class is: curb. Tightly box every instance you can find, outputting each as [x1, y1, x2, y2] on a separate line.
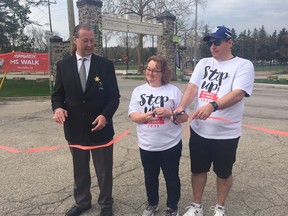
[254, 83, 288, 89]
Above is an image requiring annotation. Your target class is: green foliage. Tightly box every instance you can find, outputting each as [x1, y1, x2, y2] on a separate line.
[0, 0, 32, 52]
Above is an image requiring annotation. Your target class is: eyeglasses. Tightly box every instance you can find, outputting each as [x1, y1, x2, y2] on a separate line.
[146, 67, 162, 74]
[206, 39, 227, 47]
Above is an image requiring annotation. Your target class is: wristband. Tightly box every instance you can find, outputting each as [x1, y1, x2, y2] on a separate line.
[210, 101, 218, 112]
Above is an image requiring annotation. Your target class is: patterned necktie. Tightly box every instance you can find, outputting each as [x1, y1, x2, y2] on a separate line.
[79, 58, 87, 92]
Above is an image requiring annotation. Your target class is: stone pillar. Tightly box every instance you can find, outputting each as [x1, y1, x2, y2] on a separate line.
[50, 36, 70, 77]
[76, 0, 103, 56]
[156, 11, 177, 80]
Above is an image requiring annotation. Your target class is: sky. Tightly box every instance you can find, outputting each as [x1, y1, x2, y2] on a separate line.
[197, 0, 288, 34]
[28, 0, 288, 46]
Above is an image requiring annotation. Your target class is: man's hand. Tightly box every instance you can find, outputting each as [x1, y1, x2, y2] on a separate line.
[53, 108, 68, 124]
[91, 115, 107, 132]
[191, 103, 214, 120]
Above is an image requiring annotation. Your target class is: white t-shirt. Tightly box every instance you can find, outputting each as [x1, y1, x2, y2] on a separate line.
[190, 56, 254, 139]
[128, 83, 188, 151]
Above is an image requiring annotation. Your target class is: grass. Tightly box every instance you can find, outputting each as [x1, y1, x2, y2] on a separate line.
[115, 63, 139, 70]
[254, 78, 288, 85]
[0, 79, 51, 97]
[254, 65, 288, 71]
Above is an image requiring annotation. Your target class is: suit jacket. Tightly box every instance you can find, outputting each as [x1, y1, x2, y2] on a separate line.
[51, 53, 120, 144]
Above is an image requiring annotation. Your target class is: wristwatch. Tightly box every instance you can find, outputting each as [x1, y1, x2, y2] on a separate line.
[210, 101, 219, 112]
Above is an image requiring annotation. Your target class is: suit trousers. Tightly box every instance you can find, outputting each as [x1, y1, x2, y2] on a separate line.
[69, 140, 114, 209]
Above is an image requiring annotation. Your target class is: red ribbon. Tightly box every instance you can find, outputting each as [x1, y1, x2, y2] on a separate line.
[1, 118, 287, 154]
[0, 130, 130, 154]
[186, 116, 288, 137]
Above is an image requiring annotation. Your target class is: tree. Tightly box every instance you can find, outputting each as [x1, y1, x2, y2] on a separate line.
[277, 28, 288, 62]
[267, 30, 278, 61]
[199, 24, 210, 58]
[0, 0, 54, 53]
[25, 26, 48, 52]
[256, 26, 270, 61]
[116, 32, 138, 63]
[102, 2, 120, 57]
[0, 0, 32, 52]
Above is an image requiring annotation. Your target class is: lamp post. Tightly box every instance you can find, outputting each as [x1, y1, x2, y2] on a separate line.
[67, 0, 75, 50]
[46, 0, 56, 93]
[47, 0, 56, 32]
[193, 0, 198, 70]
[172, 35, 180, 80]
[126, 25, 129, 74]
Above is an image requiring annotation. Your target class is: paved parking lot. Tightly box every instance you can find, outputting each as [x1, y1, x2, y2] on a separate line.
[0, 77, 288, 216]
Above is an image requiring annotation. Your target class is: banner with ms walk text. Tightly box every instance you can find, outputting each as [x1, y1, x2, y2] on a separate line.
[0, 52, 49, 72]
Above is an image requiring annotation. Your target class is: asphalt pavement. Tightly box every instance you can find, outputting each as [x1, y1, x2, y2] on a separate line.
[0, 76, 288, 216]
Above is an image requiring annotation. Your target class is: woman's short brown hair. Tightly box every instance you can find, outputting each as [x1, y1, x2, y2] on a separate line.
[145, 55, 172, 85]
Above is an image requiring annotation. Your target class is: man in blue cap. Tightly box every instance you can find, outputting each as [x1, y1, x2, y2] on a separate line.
[175, 26, 255, 216]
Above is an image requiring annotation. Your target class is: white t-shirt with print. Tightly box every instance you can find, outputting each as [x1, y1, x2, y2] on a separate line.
[128, 83, 188, 151]
[190, 56, 254, 139]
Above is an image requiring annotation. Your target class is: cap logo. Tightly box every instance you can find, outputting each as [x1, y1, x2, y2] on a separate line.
[203, 26, 232, 42]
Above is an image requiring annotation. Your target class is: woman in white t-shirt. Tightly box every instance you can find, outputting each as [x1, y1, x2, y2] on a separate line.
[128, 55, 189, 216]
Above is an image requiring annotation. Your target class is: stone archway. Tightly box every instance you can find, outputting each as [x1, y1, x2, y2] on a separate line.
[50, 0, 177, 80]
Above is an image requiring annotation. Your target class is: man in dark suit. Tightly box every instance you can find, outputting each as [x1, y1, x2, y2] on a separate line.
[51, 24, 120, 216]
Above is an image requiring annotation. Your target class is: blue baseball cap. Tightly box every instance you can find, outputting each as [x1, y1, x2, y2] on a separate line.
[203, 26, 232, 41]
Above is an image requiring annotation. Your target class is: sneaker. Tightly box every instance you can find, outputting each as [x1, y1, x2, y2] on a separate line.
[165, 208, 179, 216]
[183, 203, 203, 216]
[142, 204, 159, 216]
[211, 204, 226, 216]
